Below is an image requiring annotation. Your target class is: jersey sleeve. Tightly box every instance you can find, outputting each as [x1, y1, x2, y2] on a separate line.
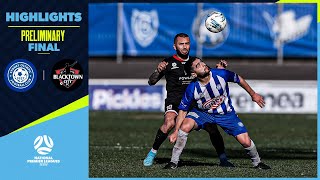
[225, 70, 240, 83]
[178, 83, 195, 111]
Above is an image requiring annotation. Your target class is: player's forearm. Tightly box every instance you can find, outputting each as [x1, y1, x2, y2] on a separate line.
[148, 70, 161, 85]
[174, 110, 188, 132]
[238, 76, 256, 97]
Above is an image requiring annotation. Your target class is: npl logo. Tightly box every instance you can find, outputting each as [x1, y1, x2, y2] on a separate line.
[34, 135, 54, 155]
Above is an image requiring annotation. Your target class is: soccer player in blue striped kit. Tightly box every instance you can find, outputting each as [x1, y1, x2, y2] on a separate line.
[165, 57, 271, 170]
[144, 33, 234, 168]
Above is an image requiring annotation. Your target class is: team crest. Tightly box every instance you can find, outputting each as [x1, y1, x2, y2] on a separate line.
[131, 9, 159, 47]
[192, 9, 229, 48]
[216, 84, 222, 90]
[4, 59, 37, 92]
[262, 10, 312, 48]
[51, 59, 83, 91]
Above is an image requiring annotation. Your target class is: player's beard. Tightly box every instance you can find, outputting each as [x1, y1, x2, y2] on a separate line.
[197, 66, 210, 79]
[176, 49, 189, 60]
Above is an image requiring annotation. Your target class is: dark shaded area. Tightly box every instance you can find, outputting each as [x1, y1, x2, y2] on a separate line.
[89, 57, 317, 80]
[149, 147, 317, 167]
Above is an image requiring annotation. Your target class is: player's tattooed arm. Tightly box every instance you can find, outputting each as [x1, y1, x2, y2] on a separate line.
[148, 70, 162, 85]
[148, 61, 168, 85]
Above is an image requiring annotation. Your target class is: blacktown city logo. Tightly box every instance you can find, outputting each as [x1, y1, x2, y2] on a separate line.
[51, 59, 84, 91]
[4, 59, 37, 92]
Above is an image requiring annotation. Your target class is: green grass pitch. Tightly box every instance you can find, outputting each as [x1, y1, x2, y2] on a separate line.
[89, 111, 317, 178]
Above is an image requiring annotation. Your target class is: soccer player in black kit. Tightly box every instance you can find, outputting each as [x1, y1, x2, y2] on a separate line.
[143, 33, 234, 168]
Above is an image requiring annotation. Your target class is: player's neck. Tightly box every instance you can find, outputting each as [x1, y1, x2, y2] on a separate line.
[198, 74, 211, 86]
[176, 54, 189, 61]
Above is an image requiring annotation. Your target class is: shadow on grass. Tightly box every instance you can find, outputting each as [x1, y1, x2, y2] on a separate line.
[160, 148, 317, 160]
[154, 157, 219, 167]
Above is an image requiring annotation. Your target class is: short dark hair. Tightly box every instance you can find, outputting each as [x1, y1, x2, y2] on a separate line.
[184, 57, 201, 75]
[174, 33, 189, 44]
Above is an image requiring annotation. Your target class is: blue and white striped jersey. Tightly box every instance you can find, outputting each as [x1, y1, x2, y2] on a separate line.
[179, 69, 240, 115]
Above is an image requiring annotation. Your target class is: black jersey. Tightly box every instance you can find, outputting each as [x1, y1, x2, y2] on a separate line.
[159, 55, 196, 101]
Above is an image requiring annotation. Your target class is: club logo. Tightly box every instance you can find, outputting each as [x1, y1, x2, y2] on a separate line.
[216, 84, 222, 90]
[4, 59, 37, 92]
[263, 10, 312, 48]
[51, 59, 84, 91]
[131, 9, 159, 47]
[238, 122, 244, 127]
[34, 135, 54, 155]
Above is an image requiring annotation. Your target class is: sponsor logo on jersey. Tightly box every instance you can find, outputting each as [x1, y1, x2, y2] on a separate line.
[202, 95, 225, 110]
[166, 104, 173, 111]
[51, 59, 83, 91]
[4, 59, 37, 92]
[179, 76, 194, 81]
[171, 62, 179, 69]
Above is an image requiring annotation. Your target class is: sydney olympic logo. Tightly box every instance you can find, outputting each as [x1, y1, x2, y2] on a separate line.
[34, 135, 54, 155]
[4, 59, 37, 92]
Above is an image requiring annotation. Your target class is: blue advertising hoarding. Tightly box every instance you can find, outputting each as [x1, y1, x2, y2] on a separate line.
[89, 3, 317, 58]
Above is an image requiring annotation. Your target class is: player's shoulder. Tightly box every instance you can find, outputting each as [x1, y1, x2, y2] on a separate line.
[163, 56, 175, 63]
[210, 68, 227, 74]
[189, 56, 197, 60]
[186, 79, 197, 90]
[211, 68, 233, 78]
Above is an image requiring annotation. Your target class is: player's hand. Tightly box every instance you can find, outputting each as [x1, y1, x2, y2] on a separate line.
[157, 61, 168, 72]
[216, 60, 228, 69]
[169, 131, 178, 144]
[251, 93, 265, 108]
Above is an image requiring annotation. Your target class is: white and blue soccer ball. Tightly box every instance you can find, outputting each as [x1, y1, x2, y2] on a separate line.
[205, 11, 227, 33]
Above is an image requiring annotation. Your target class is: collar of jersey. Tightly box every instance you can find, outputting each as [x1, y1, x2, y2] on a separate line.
[173, 55, 189, 62]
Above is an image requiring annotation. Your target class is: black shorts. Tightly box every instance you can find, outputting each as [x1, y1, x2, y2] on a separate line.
[164, 98, 181, 115]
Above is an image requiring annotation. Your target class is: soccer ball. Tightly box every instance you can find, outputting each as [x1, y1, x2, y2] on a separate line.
[205, 11, 227, 33]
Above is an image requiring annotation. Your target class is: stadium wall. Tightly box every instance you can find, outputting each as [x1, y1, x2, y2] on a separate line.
[89, 79, 317, 114]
